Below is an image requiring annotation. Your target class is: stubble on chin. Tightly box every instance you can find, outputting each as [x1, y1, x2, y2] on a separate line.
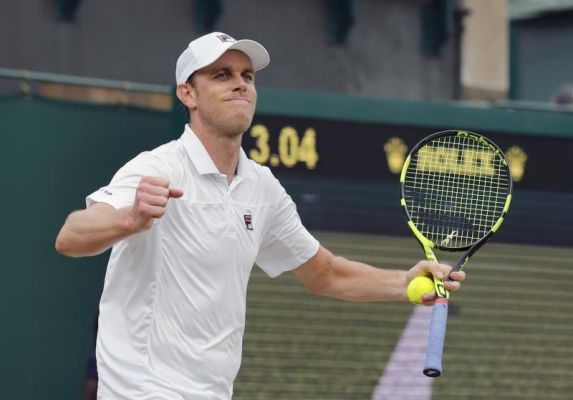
[220, 104, 256, 138]
[221, 117, 253, 138]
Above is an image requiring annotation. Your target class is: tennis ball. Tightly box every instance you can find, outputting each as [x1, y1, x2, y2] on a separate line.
[407, 275, 435, 304]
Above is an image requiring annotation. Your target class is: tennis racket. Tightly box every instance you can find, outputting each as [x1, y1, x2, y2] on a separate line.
[399, 130, 513, 377]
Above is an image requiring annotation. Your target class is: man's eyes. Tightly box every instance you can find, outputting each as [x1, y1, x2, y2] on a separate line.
[212, 71, 254, 82]
[214, 71, 231, 80]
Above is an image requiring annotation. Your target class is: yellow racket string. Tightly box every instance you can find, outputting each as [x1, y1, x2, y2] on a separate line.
[403, 133, 511, 249]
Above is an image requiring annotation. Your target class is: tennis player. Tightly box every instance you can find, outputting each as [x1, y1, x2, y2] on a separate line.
[55, 32, 465, 399]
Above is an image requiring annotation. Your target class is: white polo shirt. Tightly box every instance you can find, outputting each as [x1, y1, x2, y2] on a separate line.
[87, 126, 319, 399]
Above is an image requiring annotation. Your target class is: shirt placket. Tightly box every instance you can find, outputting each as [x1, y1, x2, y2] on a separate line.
[226, 179, 239, 238]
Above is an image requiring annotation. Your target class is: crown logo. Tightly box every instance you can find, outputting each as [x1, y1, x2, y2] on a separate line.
[384, 137, 408, 174]
[506, 145, 527, 182]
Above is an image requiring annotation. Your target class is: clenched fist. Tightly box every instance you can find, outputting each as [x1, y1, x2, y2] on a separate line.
[128, 176, 183, 232]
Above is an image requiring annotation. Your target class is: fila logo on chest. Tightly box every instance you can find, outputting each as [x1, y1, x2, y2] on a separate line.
[243, 210, 254, 231]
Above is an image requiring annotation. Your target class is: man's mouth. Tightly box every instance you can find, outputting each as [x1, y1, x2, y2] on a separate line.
[225, 97, 250, 103]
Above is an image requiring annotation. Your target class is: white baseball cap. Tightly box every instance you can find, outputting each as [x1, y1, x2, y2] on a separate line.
[175, 32, 270, 84]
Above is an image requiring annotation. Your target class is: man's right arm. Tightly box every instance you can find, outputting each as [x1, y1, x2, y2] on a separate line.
[55, 176, 183, 258]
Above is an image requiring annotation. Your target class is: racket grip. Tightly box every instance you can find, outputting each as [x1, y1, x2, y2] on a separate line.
[423, 298, 449, 377]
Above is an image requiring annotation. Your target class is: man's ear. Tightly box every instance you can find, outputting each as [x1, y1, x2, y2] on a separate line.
[176, 83, 197, 111]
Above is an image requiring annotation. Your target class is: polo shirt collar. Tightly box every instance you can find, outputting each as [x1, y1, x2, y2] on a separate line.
[182, 125, 254, 179]
[236, 143, 254, 179]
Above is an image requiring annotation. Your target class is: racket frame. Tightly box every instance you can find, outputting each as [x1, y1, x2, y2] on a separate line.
[399, 130, 513, 377]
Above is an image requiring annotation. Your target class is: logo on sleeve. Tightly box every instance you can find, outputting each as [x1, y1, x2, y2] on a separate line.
[243, 211, 253, 231]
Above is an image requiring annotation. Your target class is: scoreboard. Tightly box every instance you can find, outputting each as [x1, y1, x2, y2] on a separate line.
[245, 114, 571, 193]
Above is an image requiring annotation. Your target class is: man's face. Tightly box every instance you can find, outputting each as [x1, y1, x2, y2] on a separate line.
[189, 50, 257, 138]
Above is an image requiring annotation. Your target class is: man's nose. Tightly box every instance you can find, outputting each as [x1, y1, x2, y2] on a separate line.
[231, 75, 247, 91]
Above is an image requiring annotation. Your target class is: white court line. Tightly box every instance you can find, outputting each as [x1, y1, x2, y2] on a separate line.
[371, 306, 434, 400]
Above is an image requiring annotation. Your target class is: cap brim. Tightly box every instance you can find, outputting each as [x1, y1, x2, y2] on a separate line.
[228, 40, 270, 71]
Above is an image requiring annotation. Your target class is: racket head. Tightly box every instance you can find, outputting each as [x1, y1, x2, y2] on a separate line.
[400, 130, 513, 252]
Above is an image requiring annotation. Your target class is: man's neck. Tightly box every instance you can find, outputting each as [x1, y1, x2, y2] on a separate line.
[191, 124, 242, 184]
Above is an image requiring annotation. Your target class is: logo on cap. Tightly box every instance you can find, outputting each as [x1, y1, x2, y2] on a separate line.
[217, 34, 236, 43]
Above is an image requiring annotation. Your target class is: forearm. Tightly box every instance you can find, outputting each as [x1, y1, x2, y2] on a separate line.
[295, 247, 409, 302]
[317, 256, 409, 302]
[55, 205, 136, 257]
[295, 246, 463, 304]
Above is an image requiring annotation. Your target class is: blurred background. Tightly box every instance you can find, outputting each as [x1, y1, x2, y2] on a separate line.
[1, 0, 572, 399]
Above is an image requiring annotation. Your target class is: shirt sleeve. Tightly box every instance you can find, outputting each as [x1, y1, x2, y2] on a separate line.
[255, 182, 319, 278]
[86, 151, 170, 210]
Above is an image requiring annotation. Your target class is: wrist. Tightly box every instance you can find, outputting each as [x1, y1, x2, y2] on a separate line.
[399, 271, 411, 302]
[119, 207, 145, 234]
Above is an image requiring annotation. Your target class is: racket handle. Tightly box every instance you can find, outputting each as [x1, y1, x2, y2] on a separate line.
[423, 298, 449, 377]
